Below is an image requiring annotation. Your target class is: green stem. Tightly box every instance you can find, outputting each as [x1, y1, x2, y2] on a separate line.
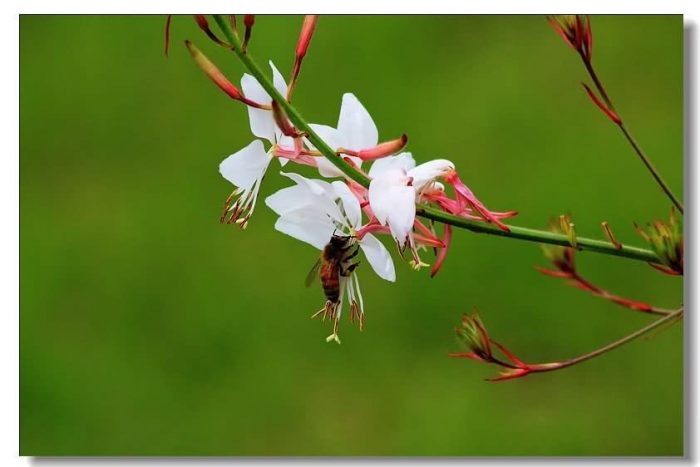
[214, 15, 660, 265]
[581, 54, 683, 214]
[528, 307, 683, 373]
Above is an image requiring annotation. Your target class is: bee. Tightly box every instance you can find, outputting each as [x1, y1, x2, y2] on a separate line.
[306, 233, 362, 341]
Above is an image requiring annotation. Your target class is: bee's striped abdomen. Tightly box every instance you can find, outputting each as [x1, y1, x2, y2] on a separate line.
[320, 262, 340, 302]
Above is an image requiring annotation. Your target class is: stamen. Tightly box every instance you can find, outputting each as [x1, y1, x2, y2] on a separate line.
[219, 181, 262, 229]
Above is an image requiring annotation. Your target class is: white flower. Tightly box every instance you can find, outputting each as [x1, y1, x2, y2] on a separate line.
[265, 173, 395, 343]
[218, 61, 295, 228]
[307, 93, 378, 178]
[368, 153, 454, 247]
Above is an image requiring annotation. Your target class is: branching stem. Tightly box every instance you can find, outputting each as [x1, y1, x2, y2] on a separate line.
[212, 15, 661, 266]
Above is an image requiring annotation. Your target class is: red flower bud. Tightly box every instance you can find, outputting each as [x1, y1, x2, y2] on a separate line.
[193, 15, 228, 47]
[288, 15, 319, 101]
[242, 15, 255, 52]
[356, 134, 408, 161]
[296, 15, 318, 61]
[185, 40, 242, 99]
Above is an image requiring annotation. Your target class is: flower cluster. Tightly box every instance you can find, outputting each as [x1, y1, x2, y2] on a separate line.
[178, 15, 516, 342]
[635, 208, 684, 275]
[449, 312, 533, 381]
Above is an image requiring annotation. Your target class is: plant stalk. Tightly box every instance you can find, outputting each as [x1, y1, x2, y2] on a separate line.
[213, 15, 661, 266]
[527, 307, 683, 373]
[581, 54, 683, 214]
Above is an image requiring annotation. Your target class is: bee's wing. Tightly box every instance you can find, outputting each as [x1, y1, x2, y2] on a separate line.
[305, 258, 322, 287]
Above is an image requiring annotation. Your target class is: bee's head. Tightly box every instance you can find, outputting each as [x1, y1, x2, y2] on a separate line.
[329, 230, 355, 248]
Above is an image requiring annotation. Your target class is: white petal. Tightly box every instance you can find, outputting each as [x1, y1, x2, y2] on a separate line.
[219, 140, 271, 189]
[359, 234, 396, 282]
[368, 168, 416, 246]
[337, 93, 378, 150]
[368, 152, 416, 179]
[265, 185, 312, 216]
[269, 61, 288, 97]
[386, 190, 416, 246]
[240, 73, 271, 104]
[316, 155, 363, 178]
[281, 172, 333, 196]
[332, 181, 362, 229]
[409, 159, 454, 190]
[305, 123, 365, 178]
[274, 213, 334, 250]
[241, 73, 275, 143]
[307, 124, 343, 151]
[280, 172, 345, 225]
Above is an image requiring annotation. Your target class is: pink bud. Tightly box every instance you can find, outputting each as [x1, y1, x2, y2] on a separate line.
[242, 15, 255, 52]
[193, 15, 227, 47]
[287, 15, 319, 101]
[185, 41, 242, 98]
[356, 134, 408, 161]
[185, 40, 267, 109]
[296, 15, 318, 60]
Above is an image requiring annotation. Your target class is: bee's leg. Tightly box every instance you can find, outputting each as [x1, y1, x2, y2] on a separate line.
[342, 246, 360, 262]
[340, 260, 361, 276]
[339, 242, 356, 252]
[312, 300, 335, 321]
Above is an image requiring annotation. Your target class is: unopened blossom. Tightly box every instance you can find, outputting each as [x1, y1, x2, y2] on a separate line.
[219, 61, 298, 228]
[265, 173, 395, 343]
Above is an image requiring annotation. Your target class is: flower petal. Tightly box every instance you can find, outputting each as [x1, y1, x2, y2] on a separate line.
[409, 159, 454, 190]
[281, 171, 333, 196]
[332, 181, 362, 229]
[280, 172, 345, 224]
[360, 234, 396, 282]
[274, 211, 334, 250]
[307, 124, 343, 151]
[337, 93, 378, 151]
[240, 72, 270, 104]
[368, 168, 416, 246]
[219, 140, 271, 189]
[269, 61, 288, 97]
[265, 185, 313, 216]
[368, 152, 416, 179]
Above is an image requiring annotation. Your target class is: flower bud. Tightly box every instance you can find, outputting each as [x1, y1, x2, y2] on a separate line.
[288, 15, 319, 101]
[193, 15, 228, 47]
[635, 208, 683, 275]
[296, 15, 318, 61]
[539, 216, 576, 275]
[242, 15, 255, 52]
[547, 15, 593, 61]
[453, 312, 492, 362]
[185, 41, 266, 109]
[185, 40, 242, 98]
[356, 134, 408, 161]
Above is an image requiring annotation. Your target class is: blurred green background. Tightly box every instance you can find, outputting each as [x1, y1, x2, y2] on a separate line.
[20, 15, 683, 456]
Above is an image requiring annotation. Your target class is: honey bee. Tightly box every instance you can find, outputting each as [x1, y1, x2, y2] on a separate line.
[306, 233, 362, 342]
